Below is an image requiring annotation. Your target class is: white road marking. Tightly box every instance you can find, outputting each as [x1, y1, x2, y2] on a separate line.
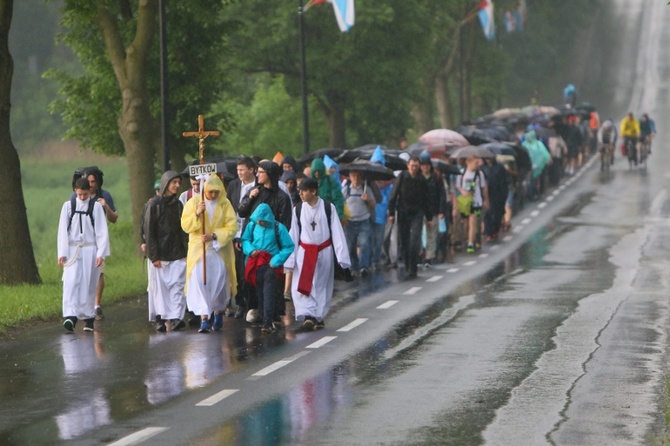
[447, 268, 460, 273]
[546, 196, 554, 202]
[463, 261, 477, 266]
[377, 300, 398, 309]
[650, 189, 667, 217]
[538, 202, 547, 209]
[196, 389, 239, 407]
[503, 235, 513, 241]
[552, 190, 560, 196]
[307, 336, 337, 349]
[251, 351, 310, 377]
[490, 245, 500, 251]
[108, 427, 169, 446]
[521, 218, 532, 225]
[337, 318, 368, 331]
[513, 226, 523, 233]
[426, 275, 443, 282]
[478, 253, 489, 258]
[530, 210, 540, 217]
[403, 287, 422, 295]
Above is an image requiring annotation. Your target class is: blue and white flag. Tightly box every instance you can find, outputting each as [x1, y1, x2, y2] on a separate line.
[477, 0, 495, 41]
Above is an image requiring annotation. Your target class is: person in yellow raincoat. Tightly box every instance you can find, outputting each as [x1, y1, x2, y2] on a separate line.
[181, 175, 237, 333]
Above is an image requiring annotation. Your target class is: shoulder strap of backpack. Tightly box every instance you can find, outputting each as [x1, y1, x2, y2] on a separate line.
[67, 197, 96, 232]
[274, 221, 281, 249]
[67, 197, 76, 231]
[294, 199, 333, 238]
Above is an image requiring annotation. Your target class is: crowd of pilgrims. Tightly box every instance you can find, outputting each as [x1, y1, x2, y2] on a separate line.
[59, 103, 612, 335]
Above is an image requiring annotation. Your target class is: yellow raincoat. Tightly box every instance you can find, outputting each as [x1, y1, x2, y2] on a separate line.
[181, 176, 238, 297]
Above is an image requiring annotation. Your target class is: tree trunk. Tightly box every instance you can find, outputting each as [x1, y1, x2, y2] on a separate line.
[0, 0, 40, 284]
[97, 0, 158, 249]
[326, 90, 346, 149]
[435, 73, 453, 130]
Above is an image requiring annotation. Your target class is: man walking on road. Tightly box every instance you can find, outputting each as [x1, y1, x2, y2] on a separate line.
[388, 155, 433, 279]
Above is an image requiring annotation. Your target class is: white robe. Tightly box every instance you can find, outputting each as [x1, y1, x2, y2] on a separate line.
[57, 198, 110, 319]
[148, 259, 187, 321]
[285, 198, 350, 321]
[185, 244, 229, 316]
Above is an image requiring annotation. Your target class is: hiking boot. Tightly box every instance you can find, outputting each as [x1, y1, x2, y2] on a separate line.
[198, 320, 211, 333]
[94, 307, 104, 321]
[261, 323, 277, 334]
[171, 319, 186, 331]
[63, 318, 75, 332]
[156, 320, 167, 332]
[213, 313, 223, 331]
[83, 318, 95, 332]
[301, 317, 315, 332]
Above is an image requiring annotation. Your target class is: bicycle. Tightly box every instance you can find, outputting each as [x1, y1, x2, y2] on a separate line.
[625, 137, 638, 169]
[639, 137, 649, 169]
[600, 142, 614, 173]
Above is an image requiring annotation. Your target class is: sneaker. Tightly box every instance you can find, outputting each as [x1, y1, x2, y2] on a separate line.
[213, 313, 223, 331]
[466, 244, 475, 254]
[83, 318, 95, 332]
[301, 317, 315, 331]
[156, 320, 167, 332]
[314, 320, 325, 330]
[94, 306, 104, 321]
[272, 317, 283, 327]
[171, 319, 186, 331]
[360, 268, 370, 279]
[284, 291, 292, 301]
[261, 323, 277, 334]
[246, 309, 259, 323]
[198, 320, 211, 333]
[63, 318, 75, 332]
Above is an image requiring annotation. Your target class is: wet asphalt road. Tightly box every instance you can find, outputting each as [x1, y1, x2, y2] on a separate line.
[2, 0, 670, 445]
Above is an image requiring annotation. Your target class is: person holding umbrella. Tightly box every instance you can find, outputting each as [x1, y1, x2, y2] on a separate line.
[341, 169, 376, 278]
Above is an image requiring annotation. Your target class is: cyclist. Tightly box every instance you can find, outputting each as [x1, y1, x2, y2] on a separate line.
[639, 113, 656, 155]
[597, 119, 617, 170]
[620, 112, 640, 165]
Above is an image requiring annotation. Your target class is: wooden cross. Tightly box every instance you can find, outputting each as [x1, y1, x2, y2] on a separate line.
[182, 114, 220, 285]
[310, 221, 317, 231]
[182, 114, 221, 164]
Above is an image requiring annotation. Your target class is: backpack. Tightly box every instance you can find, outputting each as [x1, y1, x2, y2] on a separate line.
[68, 197, 96, 233]
[294, 200, 353, 282]
[71, 166, 103, 190]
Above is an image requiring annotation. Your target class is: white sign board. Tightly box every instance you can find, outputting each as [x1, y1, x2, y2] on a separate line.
[188, 163, 218, 177]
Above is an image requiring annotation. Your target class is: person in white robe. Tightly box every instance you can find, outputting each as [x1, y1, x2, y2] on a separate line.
[143, 171, 189, 332]
[284, 177, 350, 330]
[57, 177, 110, 332]
[181, 175, 238, 333]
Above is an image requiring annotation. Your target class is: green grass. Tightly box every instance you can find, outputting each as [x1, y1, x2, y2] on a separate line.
[0, 156, 147, 334]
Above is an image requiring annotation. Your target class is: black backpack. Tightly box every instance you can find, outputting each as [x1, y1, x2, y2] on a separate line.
[294, 200, 353, 282]
[72, 166, 103, 190]
[67, 197, 96, 233]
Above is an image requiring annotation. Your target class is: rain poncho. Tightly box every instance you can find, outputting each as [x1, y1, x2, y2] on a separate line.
[241, 203, 294, 268]
[323, 154, 341, 183]
[310, 157, 345, 219]
[522, 130, 551, 178]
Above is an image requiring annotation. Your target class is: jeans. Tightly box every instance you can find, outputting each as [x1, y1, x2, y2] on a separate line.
[345, 219, 372, 272]
[398, 212, 423, 275]
[255, 264, 279, 326]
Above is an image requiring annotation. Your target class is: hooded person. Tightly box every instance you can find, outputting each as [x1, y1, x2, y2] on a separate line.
[523, 129, 551, 179]
[323, 154, 341, 183]
[280, 155, 299, 173]
[241, 203, 294, 333]
[310, 157, 345, 219]
[143, 170, 189, 331]
[181, 174, 238, 333]
[280, 170, 299, 204]
[238, 160, 292, 230]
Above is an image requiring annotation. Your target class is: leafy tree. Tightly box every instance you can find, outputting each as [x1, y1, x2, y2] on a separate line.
[48, 0, 233, 246]
[221, 0, 432, 149]
[0, 0, 41, 284]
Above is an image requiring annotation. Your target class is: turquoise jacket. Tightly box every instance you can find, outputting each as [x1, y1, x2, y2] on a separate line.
[310, 157, 345, 219]
[522, 130, 551, 178]
[241, 203, 294, 268]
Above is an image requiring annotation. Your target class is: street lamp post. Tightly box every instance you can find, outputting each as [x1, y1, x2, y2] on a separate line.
[298, 0, 311, 155]
[159, 0, 170, 172]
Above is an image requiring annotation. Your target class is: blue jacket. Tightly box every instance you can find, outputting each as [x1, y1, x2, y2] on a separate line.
[241, 203, 294, 268]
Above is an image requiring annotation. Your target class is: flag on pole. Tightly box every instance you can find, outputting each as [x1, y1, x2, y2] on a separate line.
[306, 0, 355, 32]
[477, 0, 495, 41]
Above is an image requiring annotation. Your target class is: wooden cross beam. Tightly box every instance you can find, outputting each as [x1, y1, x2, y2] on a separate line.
[182, 115, 221, 164]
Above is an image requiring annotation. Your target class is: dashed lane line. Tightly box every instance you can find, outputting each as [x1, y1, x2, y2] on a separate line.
[463, 261, 476, 266]
[530, 210, 540, 217]
[337, 318, 368, 331]
[307, 336, 337, 349]
[250, 351, 310, 378]
[403, 287, 422, 295]
[503, 235, 513, 241]
[521, 218, 531, 225]
[478, 253, 489, 258]
[447, 268, 460, 273]
[426, 275, 444, 282]
[196, 389, 239, 407]
[538, 202, 547, 209]
[108, 427, 169, 446]
[377, 300, 398, 309]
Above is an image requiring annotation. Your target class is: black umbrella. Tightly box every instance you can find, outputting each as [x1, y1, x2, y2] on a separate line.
[456, 125, 496, 145]
[339, 159, 395, 181]
[478, 142, 517, 156]
[297, 148, 344, 166]
[431, 159, 462, 176]
[449, 145, 496, 159]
